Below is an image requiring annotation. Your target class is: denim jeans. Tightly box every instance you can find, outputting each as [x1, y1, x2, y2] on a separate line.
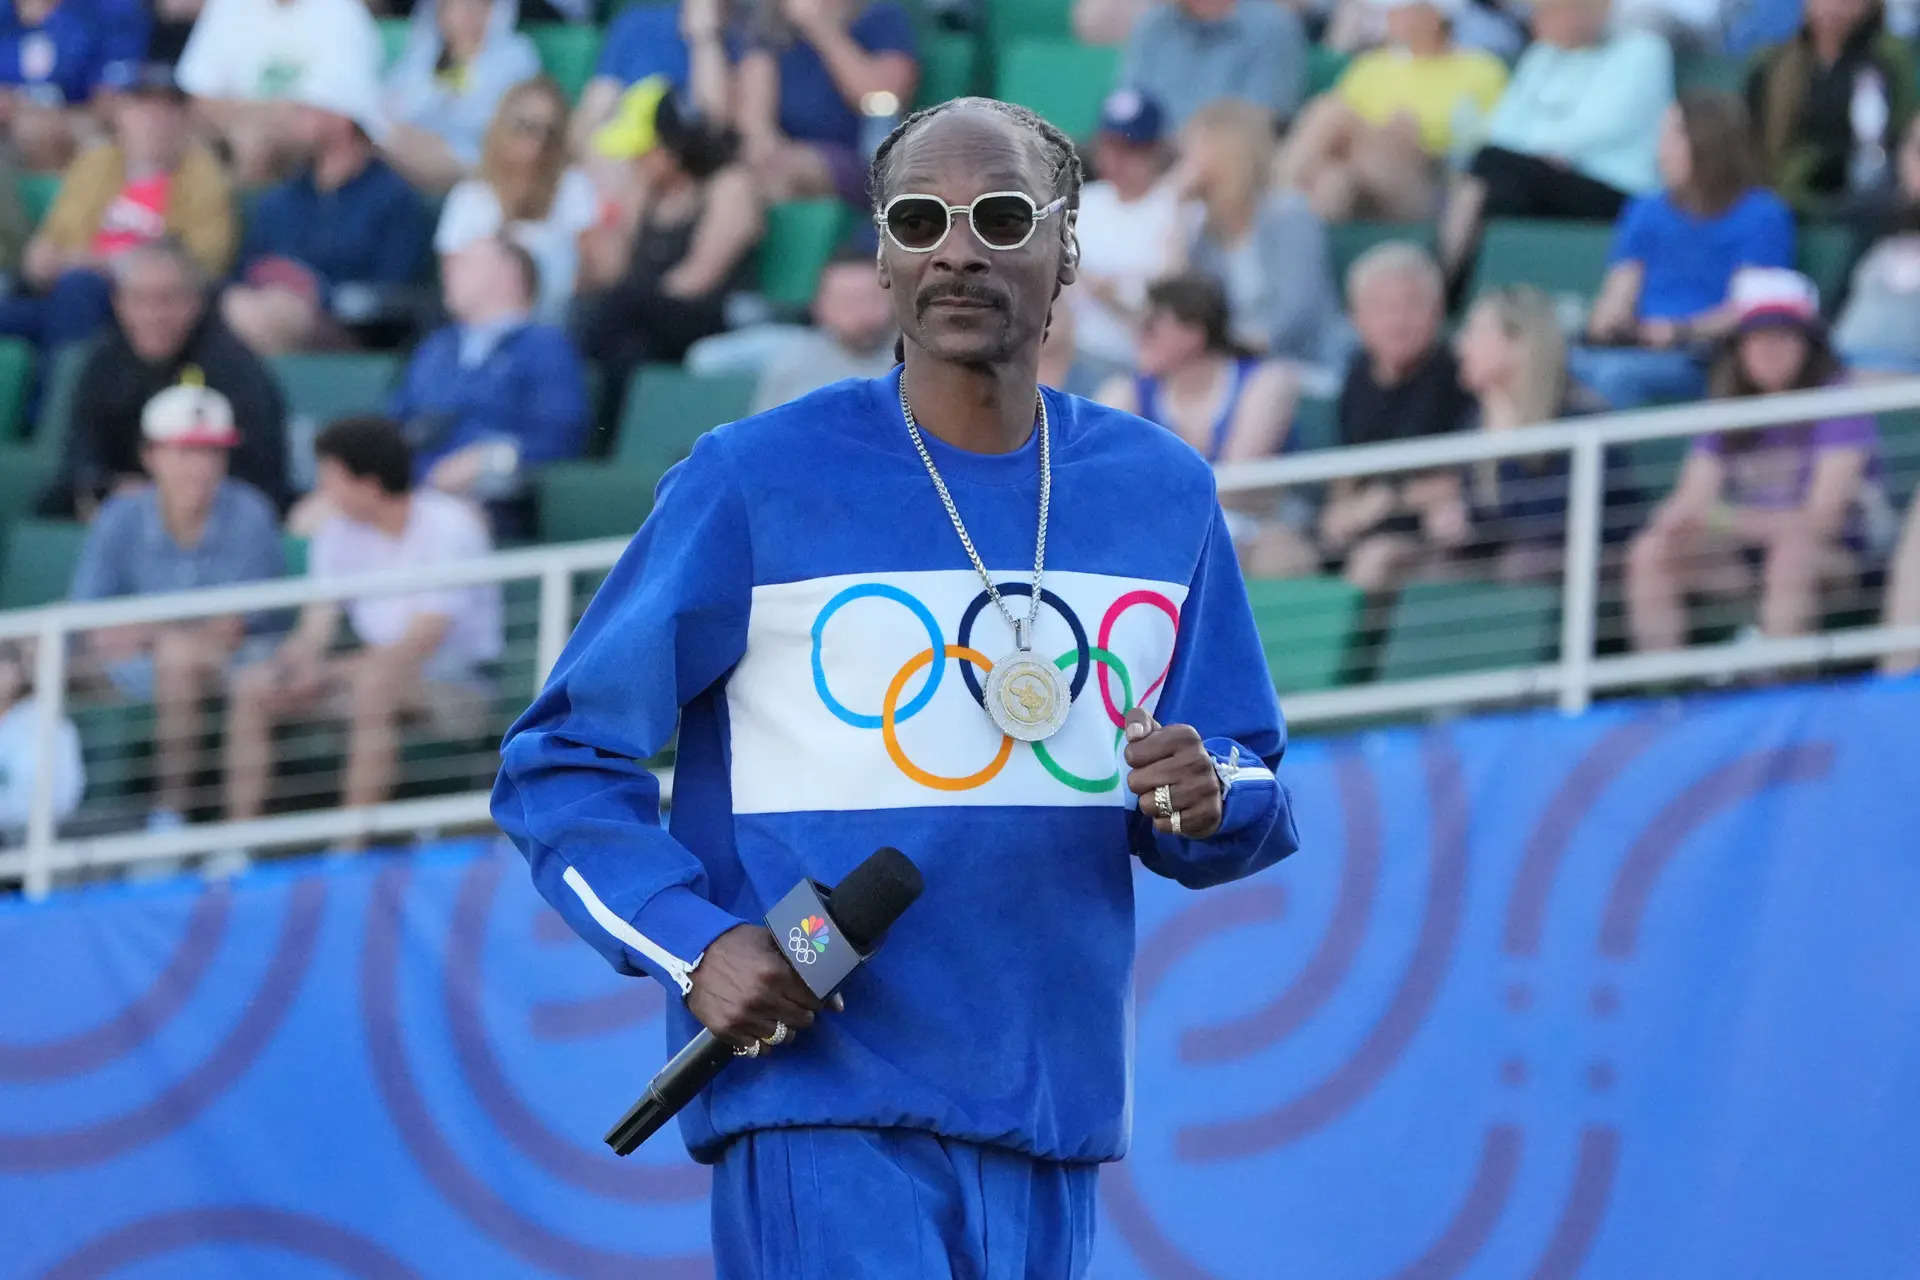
[1569, 345, 1708, 410]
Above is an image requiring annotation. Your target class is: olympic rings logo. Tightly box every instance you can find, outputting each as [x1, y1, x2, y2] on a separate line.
[809, 582, 1181, 794]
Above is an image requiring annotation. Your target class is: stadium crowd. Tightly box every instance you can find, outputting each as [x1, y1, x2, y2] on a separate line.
[3, 0, 1920, 855]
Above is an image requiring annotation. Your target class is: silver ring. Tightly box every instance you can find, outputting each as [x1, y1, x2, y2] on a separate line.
[1169, 808, 1183, 835]
[1153, 783, 1174, 819]
[732, 1039, 762, 1058]
[763, 1020, 790, 1048]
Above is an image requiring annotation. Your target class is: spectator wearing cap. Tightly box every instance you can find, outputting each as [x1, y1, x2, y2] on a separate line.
[41, 240, 288, 518]
[220, 79, 433, 357]
[69, 383, 285, 831]
[1574, 93, 1795, 412]
[0, 0, 150, 169]
[748, 242, 897, 412]
[388, 235, 588, 539]
[569, 0, 736, 170]
[436, 77, 599, 326]
[1118, 0, 1307, 132]
[225, 415, 501, 829]
[1628, 268, 1892, 652]
[382, 0, 540, 194]
[734, 0, 919, 205]
[1, 61, 233, 351]
[1070, 89, 1183, 392]
[1441, 0, 1672, 282]
[576, 87, 761, 399]
[1276, 0, 1506, 223]
[174, 0, 385, 185]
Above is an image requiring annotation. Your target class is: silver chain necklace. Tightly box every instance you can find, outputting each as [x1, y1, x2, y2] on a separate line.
[899, 377, 1069, 743]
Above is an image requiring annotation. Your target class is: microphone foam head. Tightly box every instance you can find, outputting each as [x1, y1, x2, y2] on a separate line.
[829, 847, 924, 952]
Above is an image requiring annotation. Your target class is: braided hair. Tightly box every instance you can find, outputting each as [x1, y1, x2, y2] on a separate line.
[867, 96, 1085, 215]
[868, 98, 1085, 365]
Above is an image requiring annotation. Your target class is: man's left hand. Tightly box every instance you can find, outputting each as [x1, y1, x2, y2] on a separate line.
[1123, 708, 1223, 839]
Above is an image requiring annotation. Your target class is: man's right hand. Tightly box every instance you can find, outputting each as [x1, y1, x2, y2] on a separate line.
[686, 924, 826, 1049]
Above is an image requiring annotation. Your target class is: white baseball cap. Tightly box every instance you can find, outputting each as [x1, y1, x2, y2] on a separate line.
[142, 383, 240, 448]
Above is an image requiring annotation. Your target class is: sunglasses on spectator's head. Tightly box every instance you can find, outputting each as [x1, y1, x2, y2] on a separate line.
[875, 191, 1068, 254]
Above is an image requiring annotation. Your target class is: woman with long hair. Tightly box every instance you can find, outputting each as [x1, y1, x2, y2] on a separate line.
[435, 77, 598, 324]
[1627, 269, 1891, 652]
[1098, 272, 1317, 577]
[1456, 285, 1634, 583]
[383, 0, 540, 192]
[1175, 100, 1348, 372]
[1574, 92, 1797, 410]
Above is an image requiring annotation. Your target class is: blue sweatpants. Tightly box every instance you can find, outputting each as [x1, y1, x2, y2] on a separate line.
[709, 1127, 1098, 1279]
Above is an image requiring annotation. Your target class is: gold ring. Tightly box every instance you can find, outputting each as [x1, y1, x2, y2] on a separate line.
[733, 1039, 762, 1058]
[763, 1021, 790, 1048]
[1169, 808, 1183, 835]
[1153, 783, 1174, 819]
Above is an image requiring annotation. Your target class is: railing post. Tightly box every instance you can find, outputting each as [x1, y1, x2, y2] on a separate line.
[1558, 432, 1604, 715]
[536, 564, 570, 688]
[25, 616, 67, 899]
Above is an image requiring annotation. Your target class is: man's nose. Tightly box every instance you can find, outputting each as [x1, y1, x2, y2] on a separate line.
[929, 214, 991, 274]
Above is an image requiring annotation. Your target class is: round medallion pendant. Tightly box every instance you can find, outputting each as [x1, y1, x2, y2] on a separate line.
[984, 650, 1070, 742]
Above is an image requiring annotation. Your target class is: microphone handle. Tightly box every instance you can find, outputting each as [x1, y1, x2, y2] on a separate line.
[604, 1028, 736, 1156]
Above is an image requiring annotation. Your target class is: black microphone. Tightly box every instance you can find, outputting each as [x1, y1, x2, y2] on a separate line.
[604, 847, 923, 1156]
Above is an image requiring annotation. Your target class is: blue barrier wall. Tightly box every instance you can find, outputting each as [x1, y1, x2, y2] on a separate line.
[4, 680, 1919, 1279]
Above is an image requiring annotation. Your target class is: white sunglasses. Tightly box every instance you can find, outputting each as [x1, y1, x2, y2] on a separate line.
[875, 190, 1070, 254]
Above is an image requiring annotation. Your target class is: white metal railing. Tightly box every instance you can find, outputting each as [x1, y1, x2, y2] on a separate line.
[5, 377, 1920, 894]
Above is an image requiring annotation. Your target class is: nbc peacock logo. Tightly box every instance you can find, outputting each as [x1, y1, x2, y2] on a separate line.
[786, 915, 831, 965]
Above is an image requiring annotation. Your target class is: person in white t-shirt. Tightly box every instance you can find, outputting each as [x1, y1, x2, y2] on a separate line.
[1068, 90, 1184, 393]
[0, 640, 85, 841]
[223, 415, 502, 829]
[435, 78, 601, 325]
[175, 0, 384, 183]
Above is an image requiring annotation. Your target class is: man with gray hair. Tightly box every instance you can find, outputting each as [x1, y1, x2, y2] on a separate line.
[40, 239, 289, 519]
[1319, 241, 1474, 592]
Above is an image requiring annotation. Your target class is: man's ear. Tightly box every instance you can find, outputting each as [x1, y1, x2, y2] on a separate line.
[1058, 210, 1080, 286]
[876, 246, 891, 290]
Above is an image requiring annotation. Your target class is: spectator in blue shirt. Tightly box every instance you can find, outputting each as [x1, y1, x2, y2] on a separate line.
[390, 234, 588, 539]
[1118, 0, 1306, 132]
[568, 0, 736, 175]
[0, 0, 150, 168]
[1573, 93, 1797, 410]
[221, 86, 434, 356]
[70, 383, 285, 830]
[737, 0, 918, 203]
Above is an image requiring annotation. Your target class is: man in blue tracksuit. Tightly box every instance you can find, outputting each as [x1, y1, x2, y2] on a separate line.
[492, 97, 1302, 1278]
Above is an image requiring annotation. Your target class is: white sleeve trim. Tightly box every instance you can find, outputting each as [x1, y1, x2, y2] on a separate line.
[560, 866, 697, 994]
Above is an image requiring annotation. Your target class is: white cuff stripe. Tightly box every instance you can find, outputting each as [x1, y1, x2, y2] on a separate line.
[560, 866, 696, 993]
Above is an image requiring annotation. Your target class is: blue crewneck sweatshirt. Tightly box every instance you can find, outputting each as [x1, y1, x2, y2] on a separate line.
[493, 370, 1300, 1164]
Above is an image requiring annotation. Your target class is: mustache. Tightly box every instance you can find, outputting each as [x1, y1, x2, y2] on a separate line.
[916, 281, 1007, 314]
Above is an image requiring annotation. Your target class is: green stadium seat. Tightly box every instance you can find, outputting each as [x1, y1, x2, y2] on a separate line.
[35, 340, 90, 461]
[613, 364, 756, 474]
[0, 338, 32, 439]
[1797, 222, 1853, 308]
[536, 460, 658, 543]
[271, 351, 403, 425]
[756, 200, 850, 310]
[1307, 44, 1352, 96]
[526, 23, 604, 101]
[17, 171, 60, 227]
[1288, 395, 1338, 452]
[1675, 50, 1747, 95]
[1470, 219, 1615, 309]
[1245, 575, 1365, 693]
[917, 30, 980, 107]
[1328, 221, 1433, 292]
[1377, 579, 1560, 681]
[282, 534, 309, 577]
[1878, 407, 1920, 509]
[988, 0, 1073, 41]
[69, 697, 154, 815]
[377, 16, 410, 69]
[0, 445, 54, 538]
[992, 39, 1120, 140]
[0, 518, 86, 609]
[1621, 434, 1690, 497]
